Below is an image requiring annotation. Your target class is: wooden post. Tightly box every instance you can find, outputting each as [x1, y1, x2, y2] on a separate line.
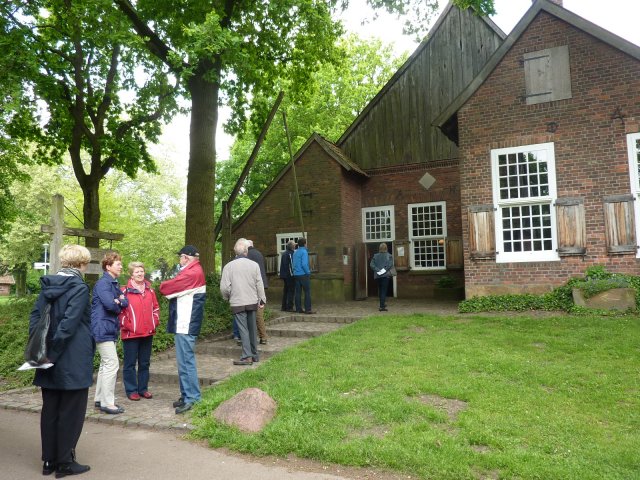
[49, 194, 65, 275]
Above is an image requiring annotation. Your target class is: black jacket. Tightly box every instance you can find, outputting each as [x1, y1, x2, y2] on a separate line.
[279, 247, 294, 279]
[29, 272, 94, 390]
[247, 246, 269, 288]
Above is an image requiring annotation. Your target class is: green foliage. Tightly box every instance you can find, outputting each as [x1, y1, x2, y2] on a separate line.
[460, 265, 639, 314]
[436, 275, 457, 288]
[0, 296, 37, 388]
[217, 34, 406, 219]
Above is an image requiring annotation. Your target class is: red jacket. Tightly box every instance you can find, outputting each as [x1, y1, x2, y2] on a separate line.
[119, 279, 160, 340]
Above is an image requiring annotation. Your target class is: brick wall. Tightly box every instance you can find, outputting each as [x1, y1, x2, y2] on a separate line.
[458, 11, 640, 296]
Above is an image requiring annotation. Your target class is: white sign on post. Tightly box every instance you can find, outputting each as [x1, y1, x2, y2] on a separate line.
[33, 262, 49, 270]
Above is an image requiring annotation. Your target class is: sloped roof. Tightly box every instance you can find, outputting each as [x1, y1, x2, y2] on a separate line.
[433, 0, 640, 129]
[338, 1, 505, 147]
[231, 133, 366, 232]
[0, 275, 15, 285]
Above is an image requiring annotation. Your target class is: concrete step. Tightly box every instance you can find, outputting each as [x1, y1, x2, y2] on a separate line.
[269, 314, 360, 325]
[267, 320, 351, 338]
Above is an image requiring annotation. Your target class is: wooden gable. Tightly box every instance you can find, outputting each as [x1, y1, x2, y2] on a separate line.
[337, 4, 505, 170]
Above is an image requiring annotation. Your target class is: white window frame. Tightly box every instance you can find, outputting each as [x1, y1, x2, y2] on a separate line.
[276, 232, 305, 263]
[626, 132, 640, 257]
[362, 205, 395, 242]
[491, 142, 560, 263]
[408, 201, 447, 270]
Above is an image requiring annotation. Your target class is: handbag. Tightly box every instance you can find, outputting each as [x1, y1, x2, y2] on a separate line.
[24, 303, 52, 366]
[388, 266, 397, 277]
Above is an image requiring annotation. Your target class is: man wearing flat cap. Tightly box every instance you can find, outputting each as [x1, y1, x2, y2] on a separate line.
[159, 245, 206, 414]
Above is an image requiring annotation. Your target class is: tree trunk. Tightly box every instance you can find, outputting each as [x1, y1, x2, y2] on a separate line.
[13, 264, 27, 297]
[185, 65, 219, 274]
[82, 179, 101, 250]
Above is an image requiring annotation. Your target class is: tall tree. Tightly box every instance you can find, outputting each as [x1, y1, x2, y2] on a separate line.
[1, 0, 178, 248]
[217, 34, 406, 219]
[115, 0, 494, 274]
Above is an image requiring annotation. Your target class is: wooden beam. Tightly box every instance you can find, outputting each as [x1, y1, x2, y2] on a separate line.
[214, 91, 285, 240]
[41, 224, 124, 241]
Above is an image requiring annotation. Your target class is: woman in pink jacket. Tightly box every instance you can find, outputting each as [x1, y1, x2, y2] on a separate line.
[119, 262, 160, 401]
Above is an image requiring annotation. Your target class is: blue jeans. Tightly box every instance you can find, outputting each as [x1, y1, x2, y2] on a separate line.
[377, 276, 390, 309]
[232, 317, 240, 339]
[122, 336, 153, 395]
[234, 310, 258, 361]
[174, 334, 200, 404]
[294, 274, 312, 312]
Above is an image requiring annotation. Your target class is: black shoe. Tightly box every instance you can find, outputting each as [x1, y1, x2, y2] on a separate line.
[233, 358, 253, 366]
[55, 461, 90, 478]
[379, 307, 388, 311]
[252, 357, 260, 363]
[175, 402, 193, 414]
[100, 405, 124, 414]
[172, 397, 185, 408]
[43, 461, 56, 475]
[93, 401, 100, 408]
[304, 310, 316, 314]
[259, 338, 267, 345]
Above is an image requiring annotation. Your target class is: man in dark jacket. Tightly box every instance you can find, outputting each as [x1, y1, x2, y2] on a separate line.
[279, 240, 295, 311]
[29, 244, 93, 477]
[246, 239, 269, 344]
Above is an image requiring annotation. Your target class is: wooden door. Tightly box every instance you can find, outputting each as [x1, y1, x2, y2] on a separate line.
[354, 243, 368, 300]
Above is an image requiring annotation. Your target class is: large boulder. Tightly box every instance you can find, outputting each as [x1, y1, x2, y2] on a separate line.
[213, 388, 277, 433]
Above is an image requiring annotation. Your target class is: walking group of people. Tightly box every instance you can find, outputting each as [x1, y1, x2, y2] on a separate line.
[28, 243, 205, 477]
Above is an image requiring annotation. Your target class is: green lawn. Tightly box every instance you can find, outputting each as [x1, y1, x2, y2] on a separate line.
[192, 313, 640, 480]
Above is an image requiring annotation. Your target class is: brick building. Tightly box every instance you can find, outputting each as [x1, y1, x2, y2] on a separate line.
[434, 0, 640, 296]
[233, 0, 640, 302]
[231, 4, 504, 303]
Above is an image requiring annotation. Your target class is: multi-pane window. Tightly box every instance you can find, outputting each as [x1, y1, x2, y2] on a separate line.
[362, 206, 395, 242]
[626, 132, 640, 257]
[491, 142, 559, 263]
[408, 202, 446, 269]
[276, 232, 304, 256]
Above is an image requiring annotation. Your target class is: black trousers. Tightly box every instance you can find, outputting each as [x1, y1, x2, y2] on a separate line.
[281, 277, 295, 310]
[41, 387, 88, 464]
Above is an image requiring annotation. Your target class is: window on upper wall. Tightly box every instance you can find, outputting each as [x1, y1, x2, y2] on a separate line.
[408, 201, 446, 270]
[523, 45, 572, 105]
[626, 133, 640, 257]
[491, 143, 559, 263]
[362, 206, 395, 242]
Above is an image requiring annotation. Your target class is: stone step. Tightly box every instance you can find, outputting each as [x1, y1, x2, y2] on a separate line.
[268, 314, 360, 325]
[267, 320, 350, 338]
[195, 336, 307, 356]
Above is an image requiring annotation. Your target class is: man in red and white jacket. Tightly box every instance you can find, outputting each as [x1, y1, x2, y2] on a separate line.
[159, 245, 206, 414]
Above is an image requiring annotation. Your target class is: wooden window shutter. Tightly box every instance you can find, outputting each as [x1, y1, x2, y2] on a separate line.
[468, 205, 495, 259]
[555, 197, 586, 256]
[603, 194, 637, 254]
[393, 240, 409, 270]
[523, 46, 571, 105]
[445, 236, 463, 269]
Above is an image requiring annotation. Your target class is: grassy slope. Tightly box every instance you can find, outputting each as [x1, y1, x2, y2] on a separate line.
[192, 313, 640, 480]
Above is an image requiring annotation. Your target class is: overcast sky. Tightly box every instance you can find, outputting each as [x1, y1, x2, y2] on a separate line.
[151, 0, 640, 172]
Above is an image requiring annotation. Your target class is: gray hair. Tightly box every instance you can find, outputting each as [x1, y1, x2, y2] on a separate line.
[59, 245, 91, 268]
[234, 238, 249, 256]
[246, 239, 254, 247]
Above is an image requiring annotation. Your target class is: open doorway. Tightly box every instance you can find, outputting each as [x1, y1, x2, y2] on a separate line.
[366, 242, 395, 299]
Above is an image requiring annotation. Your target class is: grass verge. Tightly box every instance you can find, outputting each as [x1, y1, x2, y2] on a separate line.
[191, 313, 640, 480]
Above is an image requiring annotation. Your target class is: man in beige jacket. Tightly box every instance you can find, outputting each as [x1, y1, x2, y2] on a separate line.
[220, 238, 266, 366]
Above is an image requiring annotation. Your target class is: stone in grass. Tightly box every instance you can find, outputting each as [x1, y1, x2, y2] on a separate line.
[213, 387, 277, 433]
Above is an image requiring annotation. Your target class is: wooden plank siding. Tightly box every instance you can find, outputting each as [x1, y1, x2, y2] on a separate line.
[338, 7, 504, 170]
[555, 197, 587, 255]
[603, 195, 637, 254]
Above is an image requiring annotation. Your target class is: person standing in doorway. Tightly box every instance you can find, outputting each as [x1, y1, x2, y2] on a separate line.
[246, 239, 269, 344]
[293, 237, 314, 314]
[119, 262, 160, 401]
[30, 244, 93, 477]
[220, 238, 266, 366]
[370, 243, 394, 311]
[279, 240, 295, 312]
[159, 245, 207, 414]
[92, 251, 128, 415]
